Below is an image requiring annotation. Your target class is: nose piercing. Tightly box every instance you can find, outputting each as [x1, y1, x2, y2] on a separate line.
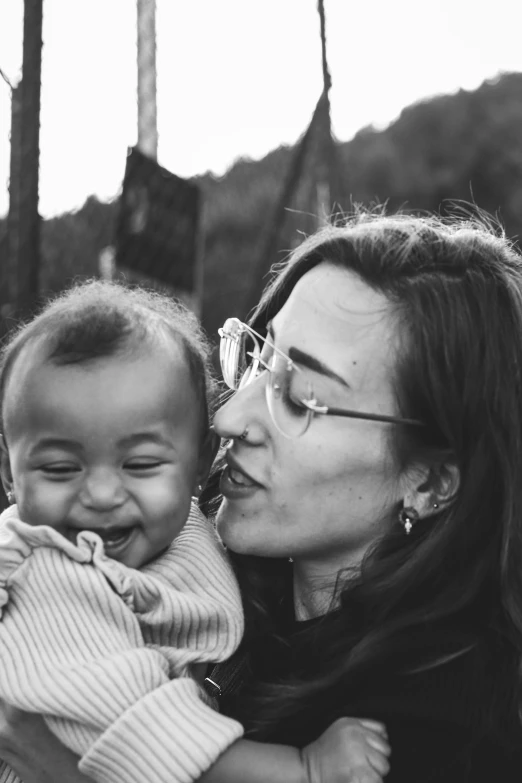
[222, 428, 248, 450]
[222, 428, 249, 450]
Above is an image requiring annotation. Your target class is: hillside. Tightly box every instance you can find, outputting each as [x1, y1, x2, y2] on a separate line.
[2, 71, 522, 339]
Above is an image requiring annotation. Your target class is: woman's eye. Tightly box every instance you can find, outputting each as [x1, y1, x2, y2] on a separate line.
[281, 386, 309, 417]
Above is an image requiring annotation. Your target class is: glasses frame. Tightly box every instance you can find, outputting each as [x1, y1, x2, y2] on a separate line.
[218, 317, 424, 433]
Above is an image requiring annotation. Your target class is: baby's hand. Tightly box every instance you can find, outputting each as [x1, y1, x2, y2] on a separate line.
[300, 716, 390, 783]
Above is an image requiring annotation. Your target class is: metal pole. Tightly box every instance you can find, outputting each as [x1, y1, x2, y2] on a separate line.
[137, 0, 158, 160]
[316, 0, 333, 225]
[243, 101, 321, 318]
[317, 0, 332, 94]
[7, 0, 43, 317]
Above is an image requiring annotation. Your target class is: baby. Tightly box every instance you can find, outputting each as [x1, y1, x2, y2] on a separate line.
[0, 281, 244, 783]
[0, 281, 389, 783]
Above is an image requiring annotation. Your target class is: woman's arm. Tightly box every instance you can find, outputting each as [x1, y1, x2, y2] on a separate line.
[200, 718, 389, 783]
[0, 704, 389, 783]
[0, 701, 91, 783]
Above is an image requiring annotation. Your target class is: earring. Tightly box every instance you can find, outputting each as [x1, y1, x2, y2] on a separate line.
[398, 506, 419, 535]
[6, 489, 15, 505]
[433, 502, 439, 509]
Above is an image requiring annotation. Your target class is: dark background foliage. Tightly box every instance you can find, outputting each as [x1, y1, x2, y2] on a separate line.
[1, 71, 521, 342]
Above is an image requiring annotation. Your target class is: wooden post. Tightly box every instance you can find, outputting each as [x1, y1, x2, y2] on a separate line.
[5, 84, 22, 318]
[137, 0, 158, 160]
[7, 0, 43, 318]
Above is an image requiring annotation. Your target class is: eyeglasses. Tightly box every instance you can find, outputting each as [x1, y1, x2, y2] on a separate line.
[218, 317, 424, 438]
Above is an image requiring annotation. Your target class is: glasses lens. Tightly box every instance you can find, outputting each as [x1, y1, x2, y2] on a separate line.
[219, 319, 260, 390]
[266, 354, 313, 438]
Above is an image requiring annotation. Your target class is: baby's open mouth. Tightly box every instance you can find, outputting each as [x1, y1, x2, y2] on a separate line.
[68, 526, 136, 555]
[98, 528, 133, 549]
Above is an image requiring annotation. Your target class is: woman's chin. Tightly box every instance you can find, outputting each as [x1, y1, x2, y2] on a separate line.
[216, 501, 267, 555]
[215, 501, 245, 548]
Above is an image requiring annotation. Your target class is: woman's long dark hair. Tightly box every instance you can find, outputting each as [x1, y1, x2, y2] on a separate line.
[208, 210, 522, 737]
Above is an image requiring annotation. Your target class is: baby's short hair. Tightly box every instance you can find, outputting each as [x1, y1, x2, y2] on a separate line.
[0, 280, 217, 439]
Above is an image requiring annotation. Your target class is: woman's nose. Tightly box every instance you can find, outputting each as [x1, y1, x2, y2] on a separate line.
[80, 468, 126, 510]
[213, 374, 267, 442]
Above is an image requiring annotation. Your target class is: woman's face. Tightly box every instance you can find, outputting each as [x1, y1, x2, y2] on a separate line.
[214, 262, 407, 568]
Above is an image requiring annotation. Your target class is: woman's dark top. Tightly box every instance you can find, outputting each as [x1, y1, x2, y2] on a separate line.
[209, 608, 522, 782]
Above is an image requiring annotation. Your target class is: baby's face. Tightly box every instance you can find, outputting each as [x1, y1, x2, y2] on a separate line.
[3, 343, 206, 568]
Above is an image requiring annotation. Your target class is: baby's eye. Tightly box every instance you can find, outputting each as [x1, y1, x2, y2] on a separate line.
[125, 459, 163, 472]
[40, 463, 81, 477]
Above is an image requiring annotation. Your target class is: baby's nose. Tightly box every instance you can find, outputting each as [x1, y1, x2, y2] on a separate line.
[80, 468, 126, 510]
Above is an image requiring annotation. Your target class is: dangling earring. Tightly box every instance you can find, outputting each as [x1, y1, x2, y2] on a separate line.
[398, 506, 419, 535]
[6, 489, 15, 505]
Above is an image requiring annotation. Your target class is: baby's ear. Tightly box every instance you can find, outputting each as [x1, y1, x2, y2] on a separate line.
[195, 427, 221, 492]
[0, 434, 13, 498]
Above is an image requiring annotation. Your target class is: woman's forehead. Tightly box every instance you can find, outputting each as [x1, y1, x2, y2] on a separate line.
[274, 263, 392, 335]
[272, 263, 399, 390]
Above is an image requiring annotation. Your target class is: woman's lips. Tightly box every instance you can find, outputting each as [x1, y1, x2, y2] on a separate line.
[220, 456, 263, 499]
[226, 454, 263, 486]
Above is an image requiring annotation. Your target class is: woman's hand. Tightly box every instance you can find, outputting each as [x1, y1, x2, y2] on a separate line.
[300, 717, 390, 783]
[0, 700, 91, 783]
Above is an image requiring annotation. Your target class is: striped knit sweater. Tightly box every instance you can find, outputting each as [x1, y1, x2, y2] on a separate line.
[0, 502, 244, 783]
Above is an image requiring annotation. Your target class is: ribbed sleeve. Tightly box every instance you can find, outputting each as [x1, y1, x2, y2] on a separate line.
[80, 677, 243, 783]
[0, 503, 244, 783]
[0, 762, 18, 783]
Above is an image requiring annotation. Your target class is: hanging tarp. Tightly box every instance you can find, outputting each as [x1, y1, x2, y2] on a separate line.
[116, 146, 200, 292]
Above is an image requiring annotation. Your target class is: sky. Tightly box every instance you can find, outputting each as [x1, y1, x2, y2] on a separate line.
[1, 0, 522, 218]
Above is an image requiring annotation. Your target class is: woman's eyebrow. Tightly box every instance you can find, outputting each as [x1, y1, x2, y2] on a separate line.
[269, 320, 350, 389]
[288, 347, 351, 389]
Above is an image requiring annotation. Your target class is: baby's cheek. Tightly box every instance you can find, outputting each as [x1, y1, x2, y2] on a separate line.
[144, 490, 189, 539]
[19, 485, 63, 527]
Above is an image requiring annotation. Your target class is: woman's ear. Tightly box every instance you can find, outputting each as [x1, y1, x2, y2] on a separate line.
[194, 427, 221, 495]
[403, 461, 460, 519]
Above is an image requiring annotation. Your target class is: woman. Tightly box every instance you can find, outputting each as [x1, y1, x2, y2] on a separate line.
[208, 210, 522, 780]
[2, 211, 522, 781]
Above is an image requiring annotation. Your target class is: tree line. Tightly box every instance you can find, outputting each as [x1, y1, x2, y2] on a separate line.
[1, 71, 521, 340]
